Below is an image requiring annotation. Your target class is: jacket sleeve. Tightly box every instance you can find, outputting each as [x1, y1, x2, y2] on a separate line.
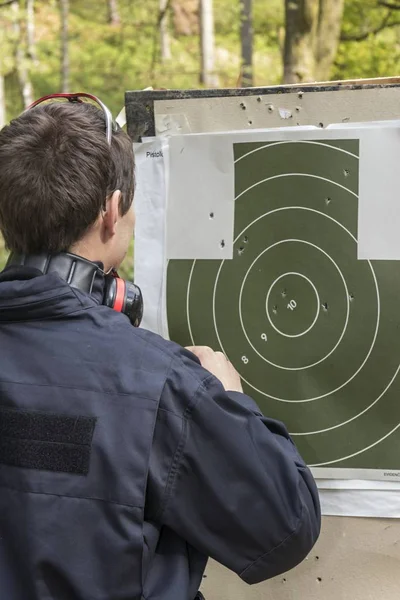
[148, 351, 321, 584]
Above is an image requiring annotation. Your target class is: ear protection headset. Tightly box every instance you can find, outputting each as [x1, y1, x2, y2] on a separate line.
[11, 92, 144, 327]
[6, 252, 143, 328]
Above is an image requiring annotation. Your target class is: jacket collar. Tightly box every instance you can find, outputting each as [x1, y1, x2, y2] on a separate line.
[0, 265, 105, 322]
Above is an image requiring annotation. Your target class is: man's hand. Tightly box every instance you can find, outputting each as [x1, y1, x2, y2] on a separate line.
[186, 346, 243, 393]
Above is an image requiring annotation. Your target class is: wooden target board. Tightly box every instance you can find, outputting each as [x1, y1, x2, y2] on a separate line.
[126, 79, 400, 479]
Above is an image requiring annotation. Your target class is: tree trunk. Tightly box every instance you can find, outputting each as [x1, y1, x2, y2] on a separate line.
[199, 0, 218, 87]
[315, 0, 344, 80]
[107, 0, 120, 26]
[12, 0, 34, 108]
[283, 0, 318, 84]
[59, 0, 69, 92]
[172, 0, 199, 36]
[26, 0, 37, 63]
[0, 74, 5, 128]
[283, 0, 344, 84]
[240, 0, 253, 87]
[160, 0, 171, 61]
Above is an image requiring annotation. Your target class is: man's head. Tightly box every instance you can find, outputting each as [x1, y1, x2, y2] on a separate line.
[0, 99, 135, 271]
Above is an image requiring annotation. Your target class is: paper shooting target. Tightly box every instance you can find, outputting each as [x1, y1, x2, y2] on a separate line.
[166, 139, 400, 472]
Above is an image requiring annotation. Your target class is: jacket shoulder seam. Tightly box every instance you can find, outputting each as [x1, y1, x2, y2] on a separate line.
[155, 377, 211, 521]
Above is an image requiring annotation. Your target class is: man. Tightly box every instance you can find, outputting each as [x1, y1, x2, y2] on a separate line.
[0, 94, 321, 600]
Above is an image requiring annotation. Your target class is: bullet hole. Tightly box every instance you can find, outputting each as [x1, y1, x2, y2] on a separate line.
[209, 212, 214, 219]
[325, 197, 331, 206]
[267, 104, 274, 113]
[238, 247, 245, 256]
[319, 122, 324, 128]
[220, 240, 225, 249]
[317, 577, 322, 583]
[316, 556, 320, 560]
[344, 169, 350, 177]
[322, 302, 329, 311]
[243, 236, 249, 243]
[257, 96, 262, 102]
[298, 91, 304, 99]
[296, 106, 301, 112]
[240, 102, 246, 110]
[349, 294, 355, 301]
[248, 121, 253, 125]
[342, 116, 350, 122]
[282, 578, 287, 583]
[273, 305, 278, 314]
[203, 574, 208, 579]
[282, 289, 287, 298]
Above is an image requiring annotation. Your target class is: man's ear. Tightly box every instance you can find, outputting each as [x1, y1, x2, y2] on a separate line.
[102, 190, 122, 236]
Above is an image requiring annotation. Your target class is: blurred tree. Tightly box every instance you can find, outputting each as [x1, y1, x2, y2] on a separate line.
[0, 0, 398, 127]
[378, 0, 400, 8]
[0, 76, 5, 128]
[26, 0, 37, 63]
[107, 0, 120, 26]
[160, 0, 171, 61]
[150, 0, 172, 80]
[341, 0, 400, 41]
[315, 0, 345, 79]
[12, 0, 34, 107]
[283, 0, 345, 83]
[172, 0, 199, 35]
[200, 0, 218, 86]
[0, 3, 10, 126]
[334, 0, 400, 79]
[60, 0, 69, 92]
[240, 0, 253, 87]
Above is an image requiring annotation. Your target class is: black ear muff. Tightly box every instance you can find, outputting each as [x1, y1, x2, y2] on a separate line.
[104, 272, 143, 328]
[5, 252, 144, 328]
[123, 281, 144, 328]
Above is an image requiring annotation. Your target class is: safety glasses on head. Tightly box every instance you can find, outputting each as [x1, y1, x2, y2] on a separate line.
[25, 92, 119, 145]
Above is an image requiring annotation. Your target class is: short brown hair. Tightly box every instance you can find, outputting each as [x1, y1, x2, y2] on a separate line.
[0, 102, 135, 254]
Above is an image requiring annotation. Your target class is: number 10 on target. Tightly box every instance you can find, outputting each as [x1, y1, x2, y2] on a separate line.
[287, 300, 297, 311]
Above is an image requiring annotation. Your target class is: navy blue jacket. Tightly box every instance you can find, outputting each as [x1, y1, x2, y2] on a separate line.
[0, 266, 321, 600]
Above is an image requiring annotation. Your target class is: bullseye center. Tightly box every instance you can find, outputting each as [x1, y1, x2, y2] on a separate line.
[266, 272, 320, 338]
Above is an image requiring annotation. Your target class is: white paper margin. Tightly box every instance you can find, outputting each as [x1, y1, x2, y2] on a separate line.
[133, 123, 400, 518]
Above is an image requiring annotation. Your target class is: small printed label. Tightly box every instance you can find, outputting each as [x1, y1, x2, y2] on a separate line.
[146, 150, 164, 158]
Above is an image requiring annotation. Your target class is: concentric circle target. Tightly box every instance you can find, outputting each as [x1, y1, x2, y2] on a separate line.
[265, 272, 320, 339]
[167, 140, 400, 470]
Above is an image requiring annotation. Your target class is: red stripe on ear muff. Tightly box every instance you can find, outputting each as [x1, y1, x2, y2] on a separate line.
[113, 277, 125, 313]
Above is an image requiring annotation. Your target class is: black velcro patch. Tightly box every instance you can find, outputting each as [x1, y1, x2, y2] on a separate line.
[0, 407, 96, 476]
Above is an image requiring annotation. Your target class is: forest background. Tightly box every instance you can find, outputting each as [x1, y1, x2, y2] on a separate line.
[0, 0, 399, 277]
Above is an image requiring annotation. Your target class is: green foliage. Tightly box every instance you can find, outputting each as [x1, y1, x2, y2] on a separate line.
[2, 0, 286, 122]
[2, 0, 397, 122]
[334, 0, 400, 79]
[335, 28, 400, 80]
[0, 236, 6, 272]
[0, 0, 399, 120]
